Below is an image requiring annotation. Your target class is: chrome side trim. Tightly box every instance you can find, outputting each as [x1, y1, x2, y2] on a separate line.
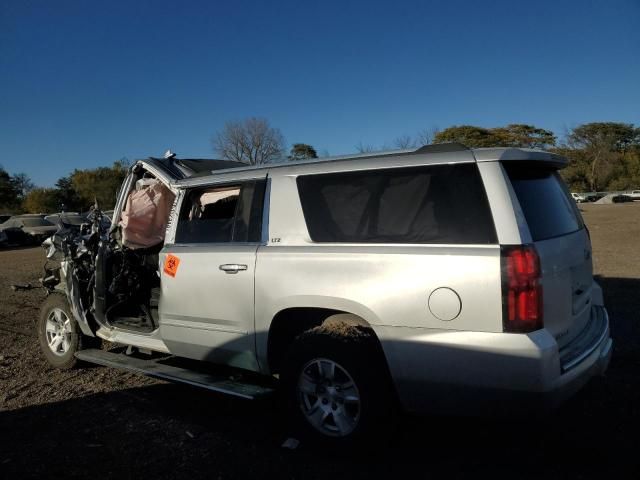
[161, 319, 248, 335]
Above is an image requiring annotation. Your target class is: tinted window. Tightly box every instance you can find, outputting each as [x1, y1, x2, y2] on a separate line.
[175, 181, 265, 243]
[505, 164, 584, 241]
[22, 218, 54, 227]
[297, 164, 496, 244]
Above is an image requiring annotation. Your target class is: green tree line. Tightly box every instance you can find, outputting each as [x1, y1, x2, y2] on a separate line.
[429, 122, 640, 191]
[0, 159, 129, 214]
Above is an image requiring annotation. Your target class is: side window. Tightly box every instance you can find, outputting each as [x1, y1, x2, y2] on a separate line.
[296, 164, 497, 244]
[175, 180, 265, 244]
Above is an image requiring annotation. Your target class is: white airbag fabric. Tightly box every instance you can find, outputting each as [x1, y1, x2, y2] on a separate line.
[119, 180, 175, 249]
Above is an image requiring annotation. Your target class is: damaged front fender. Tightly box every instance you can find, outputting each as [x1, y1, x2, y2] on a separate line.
[40, 209, 108, 338]
[64, 260, 96, 337]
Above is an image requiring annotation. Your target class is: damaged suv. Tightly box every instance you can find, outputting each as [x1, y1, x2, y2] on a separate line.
[38, 145, 612, 443]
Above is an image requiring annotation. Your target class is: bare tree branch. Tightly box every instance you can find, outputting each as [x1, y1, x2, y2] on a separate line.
[394, 135, 416, 149]
[355, 142, 376, 153]
[416, 126, 440, 146]
[213, 117, 286, 165]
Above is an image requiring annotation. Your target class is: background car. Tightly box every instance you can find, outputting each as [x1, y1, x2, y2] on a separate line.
[626, 190, 640, 200]
[571, 192, 586, 203]
[586, 193, 604, 202]
[44, 212, 88, 229]
[0, 214, 58, 246]
[612, 194, 634, 203]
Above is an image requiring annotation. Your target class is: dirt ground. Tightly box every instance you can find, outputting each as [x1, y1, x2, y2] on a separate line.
[1, 203, 639, 479]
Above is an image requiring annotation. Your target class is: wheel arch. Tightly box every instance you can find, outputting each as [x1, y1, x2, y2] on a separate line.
[266, 308, 386, 375]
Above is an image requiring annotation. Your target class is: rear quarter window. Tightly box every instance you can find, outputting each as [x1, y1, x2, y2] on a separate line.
[297, 163, 497, 244]
[504, 163, 584, 241]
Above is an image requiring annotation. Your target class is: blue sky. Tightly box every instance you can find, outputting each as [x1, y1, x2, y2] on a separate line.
[1, 0, 639, 187]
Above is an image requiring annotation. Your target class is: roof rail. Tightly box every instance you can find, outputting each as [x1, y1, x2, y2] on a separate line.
[303, 142, 470, 164]
[413, 142, 469, 154]
[166, 143, 478, 184]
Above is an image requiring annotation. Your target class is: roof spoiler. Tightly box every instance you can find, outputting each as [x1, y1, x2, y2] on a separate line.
[473, 148, 567, 168]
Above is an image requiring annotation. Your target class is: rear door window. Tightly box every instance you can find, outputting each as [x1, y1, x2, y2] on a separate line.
[297, 164, 497, 244]
[175, 180, 265, 244]
[504, 164, 584, 241]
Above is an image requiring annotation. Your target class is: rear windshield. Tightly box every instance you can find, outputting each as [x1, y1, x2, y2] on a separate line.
[297, 163, 497, 244]
[505, 164, 584, 241]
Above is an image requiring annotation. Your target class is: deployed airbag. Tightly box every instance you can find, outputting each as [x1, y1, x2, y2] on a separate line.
[119, 180, 175, 249]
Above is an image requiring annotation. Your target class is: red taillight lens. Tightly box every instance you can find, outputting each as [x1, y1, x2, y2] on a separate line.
[501, 245, 543, 333]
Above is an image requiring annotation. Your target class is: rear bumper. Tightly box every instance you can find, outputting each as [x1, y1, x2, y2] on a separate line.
[373, 306, 612, 415]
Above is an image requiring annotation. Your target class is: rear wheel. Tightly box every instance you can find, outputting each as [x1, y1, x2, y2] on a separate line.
[281, 325, 395, 445]
[37, 293, 90, 369]
[297, 357, 362, 437]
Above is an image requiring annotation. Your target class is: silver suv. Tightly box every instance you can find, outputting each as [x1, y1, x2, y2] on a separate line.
[38, 144, 612, 443]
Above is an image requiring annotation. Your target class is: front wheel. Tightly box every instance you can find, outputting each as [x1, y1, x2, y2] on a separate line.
[280, 325, 395, 445]
[37, 293, 84, 369]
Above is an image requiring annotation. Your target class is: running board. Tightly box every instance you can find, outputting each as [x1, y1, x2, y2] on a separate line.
[75, 349, 274, 400]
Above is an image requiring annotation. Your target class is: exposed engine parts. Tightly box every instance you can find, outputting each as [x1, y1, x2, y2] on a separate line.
[41, 202, 163, 335]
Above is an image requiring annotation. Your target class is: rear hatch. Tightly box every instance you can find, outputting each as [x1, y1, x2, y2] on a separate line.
[504, 163, 593, 348]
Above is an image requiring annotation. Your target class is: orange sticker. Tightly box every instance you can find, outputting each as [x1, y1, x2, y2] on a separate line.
[163, 254, 180, 277]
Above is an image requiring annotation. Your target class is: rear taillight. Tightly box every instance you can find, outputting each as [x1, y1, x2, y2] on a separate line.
[501, 245, 543, 333]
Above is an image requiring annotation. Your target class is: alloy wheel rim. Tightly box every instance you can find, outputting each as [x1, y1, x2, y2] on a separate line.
[297, 358, 361, 437]
[45, 308, 72, 356]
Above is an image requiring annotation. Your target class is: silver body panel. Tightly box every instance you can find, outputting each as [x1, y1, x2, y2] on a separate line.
[158, 243, 260, 371]
[95, 147, 611, 414]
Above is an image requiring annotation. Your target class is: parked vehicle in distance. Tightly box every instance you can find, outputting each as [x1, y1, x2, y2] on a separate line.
[626, 190, 640, 200]
[571, 192, 586, 203]
[0, 214, 57, 246]
[612, 194, 633, 203]
[582, 193, 604, 202]
[37, 145, 612, 444]
[45, 212, 88, 230]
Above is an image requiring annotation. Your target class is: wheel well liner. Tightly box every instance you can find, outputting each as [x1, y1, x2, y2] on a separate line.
[267, 308, 380, 374]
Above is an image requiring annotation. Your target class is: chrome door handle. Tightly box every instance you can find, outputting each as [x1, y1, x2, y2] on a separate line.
[219, 264, 248, 274]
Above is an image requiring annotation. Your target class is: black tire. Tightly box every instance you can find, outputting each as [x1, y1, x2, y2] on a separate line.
[37, 293, 86, 369]
[280, 324, 396, 447]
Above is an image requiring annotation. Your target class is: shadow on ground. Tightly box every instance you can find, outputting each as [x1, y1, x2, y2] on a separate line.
[597, 276, 640, 355]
